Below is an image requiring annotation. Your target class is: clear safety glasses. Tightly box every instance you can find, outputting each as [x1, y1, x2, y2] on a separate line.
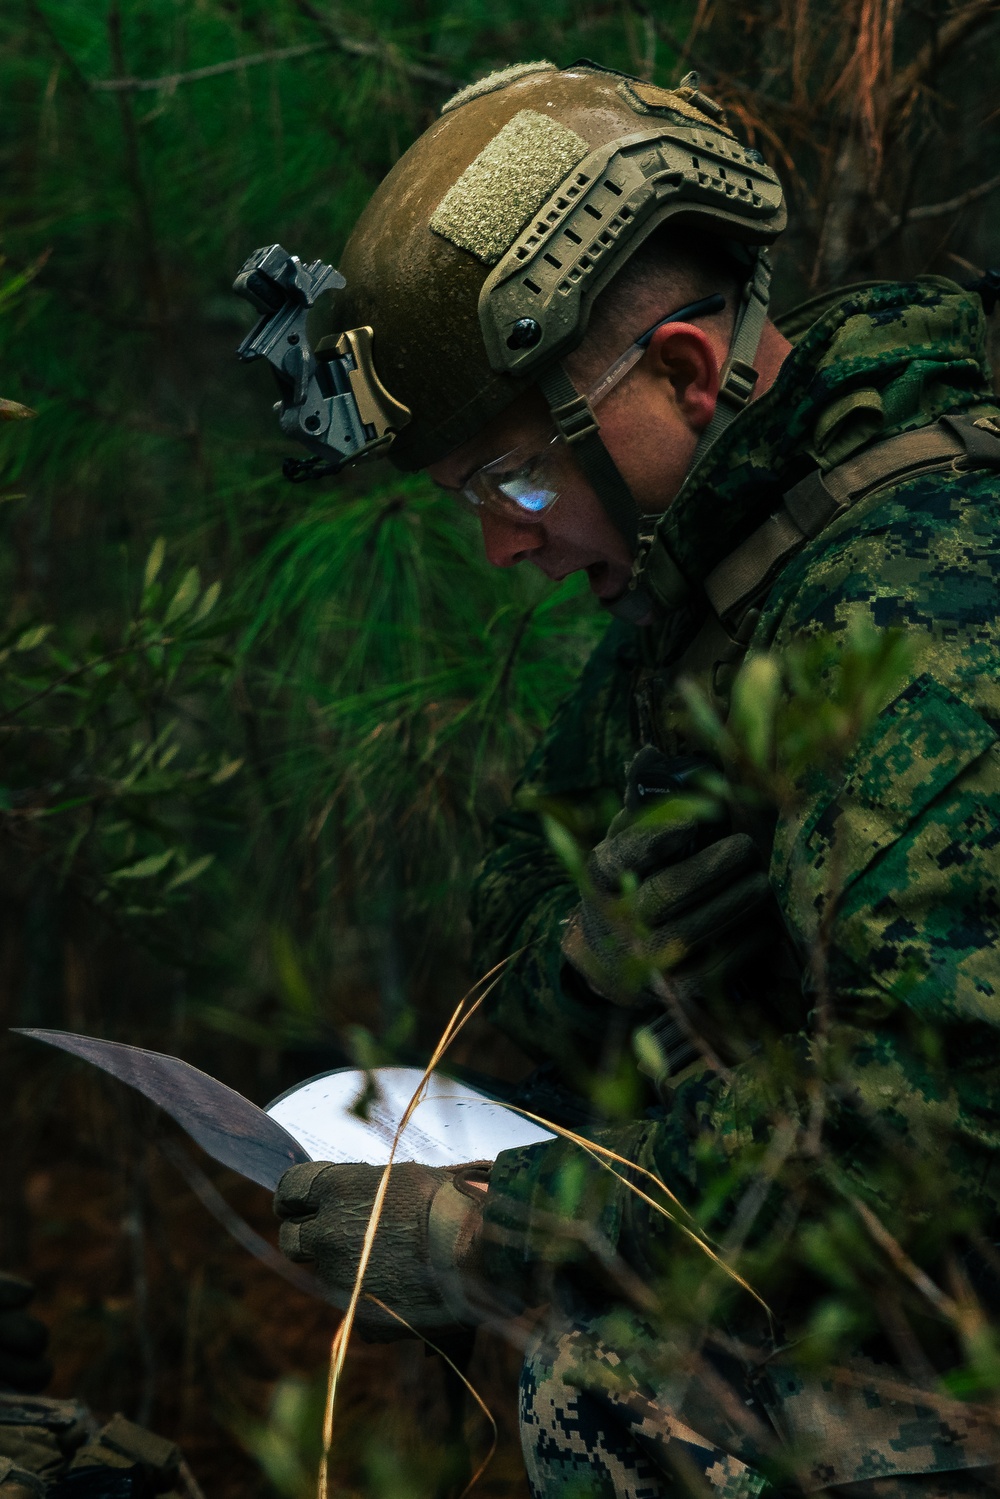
[460, 293, 725, 523]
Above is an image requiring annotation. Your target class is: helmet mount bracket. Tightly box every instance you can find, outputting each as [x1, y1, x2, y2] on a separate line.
[233, 244, 411, 482]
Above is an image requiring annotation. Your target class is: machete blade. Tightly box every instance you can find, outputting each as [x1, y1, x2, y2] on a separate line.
[13, 1028, 310, 1190]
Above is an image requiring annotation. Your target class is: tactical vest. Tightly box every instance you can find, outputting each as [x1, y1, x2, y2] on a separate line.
[630, 411, 1000, 755]
[628, 411, 1000, 1085]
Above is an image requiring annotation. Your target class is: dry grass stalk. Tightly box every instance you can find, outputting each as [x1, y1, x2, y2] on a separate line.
[315, 934, 778, 1496]
[490, 1101, 769, 1314]
[365, 1295, 499, 1498]
[316, 953, 517, 1499]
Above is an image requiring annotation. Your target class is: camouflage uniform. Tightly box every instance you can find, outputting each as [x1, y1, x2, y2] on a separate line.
[471, 277, 1000, 1495]
[517, 1315, 1000, 1498]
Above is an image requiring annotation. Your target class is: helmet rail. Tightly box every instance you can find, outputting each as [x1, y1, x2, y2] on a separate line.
[479, 127, 782, 380]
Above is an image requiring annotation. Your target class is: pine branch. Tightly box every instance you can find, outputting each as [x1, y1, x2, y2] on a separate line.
[846, 165, 1000, 270]
[91, 9, 459, 94]
[903, 166, 1000, 221]
[626, 1, 807, 124]
[106, 3, 168, 323]
[291, 0, 458, 89]
[26, 0, 93, 94]
[91, 41, 330, 92]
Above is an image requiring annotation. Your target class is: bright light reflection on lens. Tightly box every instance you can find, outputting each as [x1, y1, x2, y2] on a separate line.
[499, 475, 557, 513]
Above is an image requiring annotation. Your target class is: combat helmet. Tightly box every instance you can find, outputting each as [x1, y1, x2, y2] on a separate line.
[235, 60, 785, 556]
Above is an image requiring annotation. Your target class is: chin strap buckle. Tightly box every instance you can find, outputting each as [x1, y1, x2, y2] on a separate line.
[549, 390, 600, 444]
[719, 358, 760, 411]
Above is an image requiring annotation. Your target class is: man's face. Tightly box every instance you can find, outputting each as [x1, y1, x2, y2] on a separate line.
[427, 323, 724, 606]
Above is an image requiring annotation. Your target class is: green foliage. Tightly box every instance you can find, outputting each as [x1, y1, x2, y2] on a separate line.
[238, 473, 601, 943]
[2, 2, 998, 1493]
[682, 616, 917, 808]
[0, 0, 627, 1038]
[0, 258, 238, 951]
[0, 0, 683, 612]
[0, 533, 238, 929]
[233, 1375, 326, 1499]
[536, 622, 1000, 1435]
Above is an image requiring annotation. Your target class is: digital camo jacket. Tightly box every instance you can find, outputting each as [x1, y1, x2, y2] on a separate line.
[472, 278, 1000, 1346]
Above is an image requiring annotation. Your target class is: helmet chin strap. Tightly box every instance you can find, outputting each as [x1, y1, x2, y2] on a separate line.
[688, 249, 772, 472]
[536, 363, 641, 554]
[538, 249, 773, 621]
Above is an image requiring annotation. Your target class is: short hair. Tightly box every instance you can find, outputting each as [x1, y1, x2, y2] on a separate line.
[572, 223, 742, 378]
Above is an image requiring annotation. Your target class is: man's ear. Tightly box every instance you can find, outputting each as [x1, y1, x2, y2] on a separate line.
[643, 323, 722, 434]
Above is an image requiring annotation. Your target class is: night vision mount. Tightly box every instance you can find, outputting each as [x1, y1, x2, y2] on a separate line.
[233, 244, 410, 482]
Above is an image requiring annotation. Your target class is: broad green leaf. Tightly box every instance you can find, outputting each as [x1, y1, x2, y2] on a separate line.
[211, 756, 244, 785]
[165, 854, 215, 892]
[192, 580, 221, 623]
[679, 678, 732, 755]
[111, 849, 175, 881]
[164, 566, 201, 623]
[542, 812, 586, 881]
[37, 796, 95, 815]
[633, 1023, 667, 1080]
[143, 537, 166, 591]
[14, 624, 52, 653]
[270, 927, 315, 1018]
[344, 1023, 388, 1071]
[730, 653, 783, 770]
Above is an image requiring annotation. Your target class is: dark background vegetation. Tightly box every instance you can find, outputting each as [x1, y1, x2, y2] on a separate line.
[1, 0, 999, 1493]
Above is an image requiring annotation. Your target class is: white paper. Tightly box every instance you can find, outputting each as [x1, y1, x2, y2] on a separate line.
[266, 1066, 555, 1167]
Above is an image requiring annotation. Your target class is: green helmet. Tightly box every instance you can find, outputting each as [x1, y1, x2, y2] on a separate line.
[333, 61, 784, 472]
[236, 60, 785, 558]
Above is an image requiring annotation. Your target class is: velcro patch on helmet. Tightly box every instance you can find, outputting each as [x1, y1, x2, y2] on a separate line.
[617, 78, 734, 135]
[440, 61, 556, 115]
[430, 110, 589, 266]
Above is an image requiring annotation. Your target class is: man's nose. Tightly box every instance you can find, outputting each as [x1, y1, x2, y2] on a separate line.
[478, 508, 546, 568]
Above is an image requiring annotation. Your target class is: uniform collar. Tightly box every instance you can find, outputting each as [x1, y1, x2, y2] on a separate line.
[648, 276, 993, 601]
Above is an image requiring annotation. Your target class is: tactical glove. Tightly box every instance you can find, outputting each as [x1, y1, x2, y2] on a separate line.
[274, 1161, 489, 1341]
[0, 1278, 50, 1396]
[561, 746, 773, 1009]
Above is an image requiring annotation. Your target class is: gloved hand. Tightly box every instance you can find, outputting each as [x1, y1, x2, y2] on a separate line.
[274, 1161, 489, 1340]
[561, 746, 774, 1010]
[0, 1278, 50, 1396]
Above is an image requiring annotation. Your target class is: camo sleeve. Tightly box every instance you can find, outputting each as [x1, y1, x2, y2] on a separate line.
[766, 462, 1000, 1037]
[483, 463, 1000, 1289]
[469, 617, 638, 1065]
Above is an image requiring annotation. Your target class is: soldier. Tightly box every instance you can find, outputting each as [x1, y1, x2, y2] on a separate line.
[270, 60, 1000, 1496]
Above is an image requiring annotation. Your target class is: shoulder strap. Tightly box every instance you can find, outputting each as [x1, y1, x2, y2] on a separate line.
[643, 411, 1000, 628]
